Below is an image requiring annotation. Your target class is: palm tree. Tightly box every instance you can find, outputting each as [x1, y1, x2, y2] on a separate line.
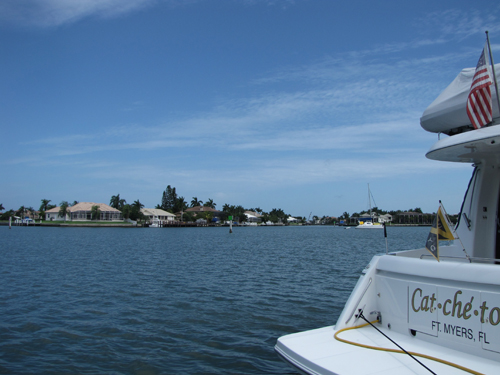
[39, 199, 51, 212]
[122, 205, 131, 220]
[175, 196, 188, 213]
[59, 201, 70, 222]
[132, 199, 144, 210]
[191, 197, 203, 207]
[110, 194, 126, 210]
[205, 212, 213, 224]
[17, 206, 26, 218]
[91, 205, 101, 221]
[204, 198, 216, 209]
[0, 203, 4, 212]
[71, 201, 79, 206]
[110, 194, 119, 209]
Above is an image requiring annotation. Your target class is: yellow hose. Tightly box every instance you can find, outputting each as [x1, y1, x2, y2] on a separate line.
[334, 322, 484, 375]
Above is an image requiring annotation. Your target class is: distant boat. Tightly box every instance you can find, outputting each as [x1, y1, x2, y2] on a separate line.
[149, 219, 160, 228]
[355, 220, 383, 229]
[355, 184, 383, 229]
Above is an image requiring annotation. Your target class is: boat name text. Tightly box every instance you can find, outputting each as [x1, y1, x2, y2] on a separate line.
[411, 288, 500, 325]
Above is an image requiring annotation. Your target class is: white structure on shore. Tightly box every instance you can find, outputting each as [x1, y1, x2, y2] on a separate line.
[244, 211, 262, 223]
[140, 208, 176, 224]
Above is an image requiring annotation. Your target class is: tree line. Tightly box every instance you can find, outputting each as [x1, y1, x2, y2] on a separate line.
[150, 185, 291, 224]
[0, 190, 451, 224]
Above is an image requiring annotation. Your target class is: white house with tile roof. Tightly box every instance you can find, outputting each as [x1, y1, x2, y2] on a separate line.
[45, 202, 122, 221]
[140, 208, 176, 223]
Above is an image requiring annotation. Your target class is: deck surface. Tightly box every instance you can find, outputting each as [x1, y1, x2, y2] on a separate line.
[276, 324, 500, 375]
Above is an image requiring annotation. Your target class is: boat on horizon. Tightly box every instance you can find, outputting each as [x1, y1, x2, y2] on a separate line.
[355, 184, 383, 229]
[355, 221, 383, 229]
[275, 40, 500, 374]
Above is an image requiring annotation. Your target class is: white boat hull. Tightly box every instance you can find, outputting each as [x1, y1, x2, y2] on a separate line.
[355, 222, 383, 229]
[276, 250, 500, 374]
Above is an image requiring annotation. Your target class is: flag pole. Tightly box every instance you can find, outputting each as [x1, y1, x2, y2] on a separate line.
[486, 31, 500, 118]
[439, 201, 470, 260]
[384, 222, 388, 254]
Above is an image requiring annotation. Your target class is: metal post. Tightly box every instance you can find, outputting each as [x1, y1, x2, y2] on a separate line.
[486, 31, 500, 118]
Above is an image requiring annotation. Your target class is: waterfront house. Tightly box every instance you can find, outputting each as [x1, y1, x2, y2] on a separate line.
[185, 206, 221, 216]
[45, 202, 122, 221]
[185, 206, 221, 214]
[140, 208, 175, 223]
[244, 211, 262, 223]
[184, 205, 223, 223]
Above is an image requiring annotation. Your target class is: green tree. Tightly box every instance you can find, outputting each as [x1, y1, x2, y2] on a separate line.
[269, 208, 287, 224]
[261, 212, 270, 224]
[131, 209, 146, 223]
[125, 203, 145, 222]
[71, 201, 79, 206]
[110, 194, 126, 210]
[91, 205, 101, 220]
[0, 203, 4, 212]
[203, 198, 216, 209]
[233, 205, 246, 223]
[59, 201, 70, 222]
[174, 196, 188, 213]
[0, 210, 14, 220]
[181, 211, 194, 222]
[122, 205, 131, 220]
[340, 212, 350, 220]
[39, 199, 52, 212]
[132, 199, 144, 210]
[161, 185, 177, 212]
[39, 199, 52, 220]
[191, 197, 203, 207]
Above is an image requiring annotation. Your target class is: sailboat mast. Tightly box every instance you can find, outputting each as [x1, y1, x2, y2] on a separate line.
[368, 183, 372, 219]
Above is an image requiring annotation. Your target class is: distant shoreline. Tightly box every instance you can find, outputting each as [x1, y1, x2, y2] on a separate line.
[1, 222, 431, 228]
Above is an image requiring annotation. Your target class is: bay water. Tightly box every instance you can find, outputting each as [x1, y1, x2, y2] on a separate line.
[0, 225, 429, 374]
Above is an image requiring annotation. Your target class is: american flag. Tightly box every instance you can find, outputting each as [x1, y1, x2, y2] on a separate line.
[467, 44, 493, 129]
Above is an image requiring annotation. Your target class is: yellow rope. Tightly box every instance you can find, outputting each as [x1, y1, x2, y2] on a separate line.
[334, 322, 484, 375]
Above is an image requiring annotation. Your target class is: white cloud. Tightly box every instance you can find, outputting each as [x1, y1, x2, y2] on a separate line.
[0, 0, 156, 27]
[418, 7, 500, 41]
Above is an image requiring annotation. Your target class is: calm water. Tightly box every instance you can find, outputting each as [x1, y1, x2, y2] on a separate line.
[0, 225, 429, 374]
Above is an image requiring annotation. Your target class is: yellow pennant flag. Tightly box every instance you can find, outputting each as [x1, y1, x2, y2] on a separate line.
[425, 204, 456, 261]
[436, 206, 455, 241]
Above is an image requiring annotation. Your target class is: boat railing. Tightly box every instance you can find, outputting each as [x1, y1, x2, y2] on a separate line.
[419, 254, 500, 263]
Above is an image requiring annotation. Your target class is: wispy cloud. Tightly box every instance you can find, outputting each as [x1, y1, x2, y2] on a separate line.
[0, 0, 156, 27]
[0, 0, 299, 28]
[418, 7, 500, 41]
[11, 37, 440, 161]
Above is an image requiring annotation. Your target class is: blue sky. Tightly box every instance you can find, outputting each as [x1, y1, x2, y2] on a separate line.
[2, 0, 500, 217]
